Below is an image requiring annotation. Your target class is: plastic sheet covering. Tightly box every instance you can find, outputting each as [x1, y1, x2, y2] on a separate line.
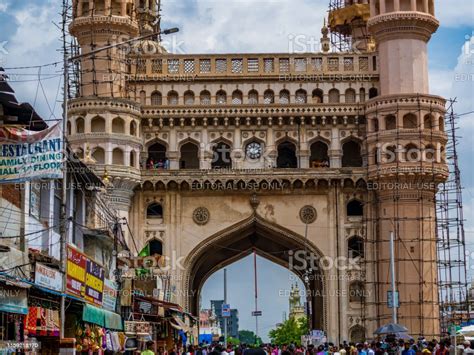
[83, 304, 123, 331]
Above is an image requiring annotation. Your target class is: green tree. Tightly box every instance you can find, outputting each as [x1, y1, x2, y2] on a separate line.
[227, 337, 241, 346]
[238, 330, 263, 345]
[268, 317, 308, 346]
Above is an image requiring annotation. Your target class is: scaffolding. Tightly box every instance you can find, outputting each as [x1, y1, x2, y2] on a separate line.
[62, 0, 163, 99]
[358, 96, 469, 339]
[436, 100, 469, 336]
[328, 0, 371, 53]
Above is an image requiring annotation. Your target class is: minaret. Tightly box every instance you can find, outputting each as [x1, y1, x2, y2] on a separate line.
[366, 0, 447, 337]
[68, 0, 145, 246]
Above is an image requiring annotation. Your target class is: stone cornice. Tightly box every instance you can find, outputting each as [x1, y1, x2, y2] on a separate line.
[70, 15, 139, 36]
[68, 97, 142, 116]
[141, 103, 367, 119]
[365, 94, 446, 115]
[368, 12, 439, 42]
[68, 133, 143, 147]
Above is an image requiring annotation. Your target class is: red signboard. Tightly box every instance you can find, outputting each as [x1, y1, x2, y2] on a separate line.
[66, 245, 87, 298]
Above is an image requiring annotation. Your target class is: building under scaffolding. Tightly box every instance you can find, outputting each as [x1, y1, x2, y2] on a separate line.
[60, 0, 469, 341]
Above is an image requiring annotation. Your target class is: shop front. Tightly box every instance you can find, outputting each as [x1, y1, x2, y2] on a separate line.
[0, 279, 30, 352]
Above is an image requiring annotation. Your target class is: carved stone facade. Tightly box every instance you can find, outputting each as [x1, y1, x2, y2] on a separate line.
[68, 0, 447, 342]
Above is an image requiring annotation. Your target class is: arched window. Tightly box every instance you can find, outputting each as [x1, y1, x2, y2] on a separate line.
[216, 90, 227, 105]
[439, 117, 445, 131]
[295, 89, 307, 104]
[350, 326, 366, 343]
[385, 145, 397, 164]
[372, 119, 379, 132]
[151, 91, 162, 106]
[184, 90, 195, 105]
[369, 87, 378, 98]
[76, 117, 85, 134]
[264, 90, 275, 104]
[345, 88, 356, 104]
[200, 90, 211, 105]
[112, 117, 125, 134]
[232, 90, 243, 105]
[347, 200, 363, 217]
[312, 89, 324, 103]
[112, 148, 124, 165]
[403, 113, 418, 129]
[148, 142, 167, 168]
[359, 88, 366, 103]
[147, 203, 163, 219]
[310, 141, 329, 168]
[212, 142, 232, 169]
[277, 141, 297, 168]
[348, 236, 364, 258]
[139, 90, 146, 105]
[92, 147, 105, 164]
[248, 90, 259, 104]
[424, 114, 433, 129]
[167, 91, 179, 105]
[342, 141, 363, 167]
[404, 143, 419, 162]
[279, 90, 290, 104]
[425, 144, 436, 162]
[385, 115, 396, 130]
[180, 142, 199, 169]
[91, 116, 106, 133]
[67, 121, 71, 135]
[349, 282, 365, 302]
[328, 88, 340, 103]
[130, 121, 137, 136]
[149, 239, 163, 255]
[130, 151, 136, 168]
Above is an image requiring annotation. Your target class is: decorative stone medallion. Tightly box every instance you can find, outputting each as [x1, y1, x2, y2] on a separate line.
[299, 205, 317, 224]
[193, 207, 210, 226]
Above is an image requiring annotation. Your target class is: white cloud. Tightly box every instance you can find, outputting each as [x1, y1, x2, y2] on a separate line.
[435, 0, 474, 28]
[162, 0, 328, 54]
[0, 3, 8, 12]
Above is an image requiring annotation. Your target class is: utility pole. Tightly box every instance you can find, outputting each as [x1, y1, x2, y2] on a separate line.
[389, 231, 398, 324]
[254, 249, 259, 345]
[59, 0, 69, 339]
[224, 268, 228, 348]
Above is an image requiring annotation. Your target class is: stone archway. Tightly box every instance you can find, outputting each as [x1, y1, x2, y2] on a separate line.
[182, 214, 328, 331]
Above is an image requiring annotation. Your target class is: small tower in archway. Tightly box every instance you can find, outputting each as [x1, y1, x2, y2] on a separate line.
[289, 283, 305, 320]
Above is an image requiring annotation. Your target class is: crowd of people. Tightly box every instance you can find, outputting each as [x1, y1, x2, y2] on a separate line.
[140, 339, 474, 355]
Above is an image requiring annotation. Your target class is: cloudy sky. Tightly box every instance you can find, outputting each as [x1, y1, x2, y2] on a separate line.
[0, 0, 473, 342]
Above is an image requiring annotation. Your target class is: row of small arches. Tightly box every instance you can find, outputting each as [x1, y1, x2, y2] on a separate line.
[372, 113, 444, 132]
[146, 139, 364, 169]
[141, 88, 379, 106]
[68, 116, 140, 136]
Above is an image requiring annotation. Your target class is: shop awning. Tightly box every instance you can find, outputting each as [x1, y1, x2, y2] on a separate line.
[0, 284, 28, 314]
[83, 304, 123, 331]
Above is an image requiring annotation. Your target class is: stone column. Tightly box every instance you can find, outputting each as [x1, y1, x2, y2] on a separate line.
[330, 127, 342, 168]
[410, 0, 417, 11]
[121, 0, 127, 16]
[394, 0, 400, 11]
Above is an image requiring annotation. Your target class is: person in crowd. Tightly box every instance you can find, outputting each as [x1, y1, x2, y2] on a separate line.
[142, 341, 156, 355]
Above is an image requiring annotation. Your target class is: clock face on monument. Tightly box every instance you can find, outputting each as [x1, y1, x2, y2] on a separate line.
[246, 142, 262, 159]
